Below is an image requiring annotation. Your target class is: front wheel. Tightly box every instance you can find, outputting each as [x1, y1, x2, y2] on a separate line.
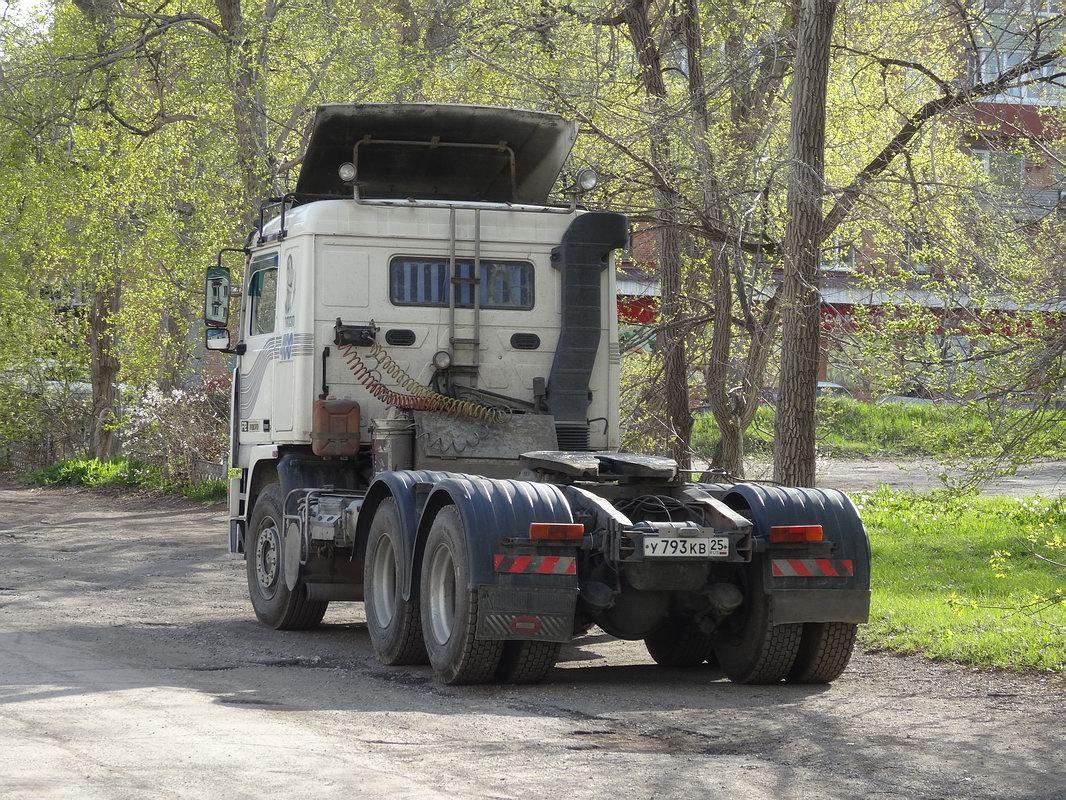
[419, 505, 502, 684]
[246, 483, 328, 630]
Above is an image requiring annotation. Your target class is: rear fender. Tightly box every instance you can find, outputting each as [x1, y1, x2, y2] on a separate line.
[356, 470, 460, 601]
[414, 477, 577, 591]
[722, 483, 871, 623]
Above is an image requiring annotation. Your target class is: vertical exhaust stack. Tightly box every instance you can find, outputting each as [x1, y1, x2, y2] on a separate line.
[546, 212, 628, 451]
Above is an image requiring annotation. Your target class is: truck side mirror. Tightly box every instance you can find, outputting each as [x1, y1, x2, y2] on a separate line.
[205, 328, 231, 351]
[204, 328, 246, 355]
[204, 266, 231, 326]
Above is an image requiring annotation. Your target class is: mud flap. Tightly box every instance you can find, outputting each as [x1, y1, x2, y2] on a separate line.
[476, 586, 577, 643]
[724, 484, 872, 625]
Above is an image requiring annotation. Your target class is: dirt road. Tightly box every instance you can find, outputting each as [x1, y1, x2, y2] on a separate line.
[2, 481, 1062, 799]
[742, 458, 1066, 497]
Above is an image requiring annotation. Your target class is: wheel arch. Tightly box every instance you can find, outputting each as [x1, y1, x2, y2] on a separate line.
[722, 483, 871, 623]
[357, 470, 463, 602]
[413, 476, 576, 593]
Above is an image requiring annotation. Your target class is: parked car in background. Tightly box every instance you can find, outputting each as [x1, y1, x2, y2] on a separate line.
[878, 395, 936, 406]
[816, 382, 854, 399]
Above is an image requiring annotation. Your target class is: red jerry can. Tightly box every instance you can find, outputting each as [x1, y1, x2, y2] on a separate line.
[311, 399, 361, 457]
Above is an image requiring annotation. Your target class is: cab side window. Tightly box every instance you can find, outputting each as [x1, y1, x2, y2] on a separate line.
[247, 254, 279, 336]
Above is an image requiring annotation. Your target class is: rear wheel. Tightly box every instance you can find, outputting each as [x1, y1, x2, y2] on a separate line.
[644, 618, 717, 667]
[787, 622, 858, 684]
[364, 498, 428, 666]
[713, 562, 801, 684]
[420, 505, 503, 684]
[246, 483, 328, 630]
[496, 641, 561, 684]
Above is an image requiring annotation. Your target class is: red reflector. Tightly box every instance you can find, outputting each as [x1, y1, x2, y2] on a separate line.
[770, 524, 823, 544]
[529, 522, 584, 541]
[510, 615, 543, 636]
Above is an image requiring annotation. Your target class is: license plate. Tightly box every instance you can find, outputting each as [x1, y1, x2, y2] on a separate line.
[643, 536, 729, 558]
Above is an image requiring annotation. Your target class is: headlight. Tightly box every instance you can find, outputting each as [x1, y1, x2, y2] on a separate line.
[338, 162, 357, 182]
[432, 350, 452, 370]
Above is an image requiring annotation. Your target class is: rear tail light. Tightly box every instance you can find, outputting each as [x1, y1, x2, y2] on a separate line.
[769, 524, 823, 544]
[529, 522, 585, 541]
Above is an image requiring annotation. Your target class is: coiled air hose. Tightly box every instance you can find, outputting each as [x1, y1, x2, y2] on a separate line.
[338, 342, 510, 424]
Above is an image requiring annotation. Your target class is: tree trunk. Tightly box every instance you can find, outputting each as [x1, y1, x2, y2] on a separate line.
[658, 210, 693, 468]
[217, 0, 271, 225]
[624, 0, 693, 469]
[716, 420, 745, 477]
[773, 0, 837, 487]
[88, 282, 121, 461]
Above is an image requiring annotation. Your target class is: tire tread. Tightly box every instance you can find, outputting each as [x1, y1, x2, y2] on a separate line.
[645, 621, 716, 667]
[497, 641, 561, 684]
[787, 622, 857, 684]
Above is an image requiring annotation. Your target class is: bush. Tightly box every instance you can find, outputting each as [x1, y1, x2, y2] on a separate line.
[121, 376, 229, 482]
[31, 457, 166, 489]
[182, 477, 227, 502]
[29, 457, 227, 503]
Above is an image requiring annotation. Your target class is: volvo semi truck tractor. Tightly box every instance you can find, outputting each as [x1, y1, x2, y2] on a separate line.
[203, 103, 870, 685]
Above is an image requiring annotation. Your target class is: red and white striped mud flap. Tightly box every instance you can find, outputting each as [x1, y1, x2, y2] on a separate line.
[494, 554, 577, 575]
[772, 559, 854, 577]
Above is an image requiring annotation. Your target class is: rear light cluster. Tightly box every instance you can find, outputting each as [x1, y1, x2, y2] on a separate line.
[529, 522, 584, 541]
[769, 524, 823, 544]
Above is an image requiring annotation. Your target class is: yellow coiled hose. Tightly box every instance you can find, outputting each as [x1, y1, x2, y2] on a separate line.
[339, 341, 510, 424]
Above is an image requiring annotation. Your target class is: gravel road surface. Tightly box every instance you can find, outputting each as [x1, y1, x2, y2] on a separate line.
[2, 481, 1063, 799]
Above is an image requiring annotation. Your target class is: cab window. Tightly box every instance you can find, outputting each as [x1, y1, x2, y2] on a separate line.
[389, 256, 534, 309]
[248, 254, 278, 336]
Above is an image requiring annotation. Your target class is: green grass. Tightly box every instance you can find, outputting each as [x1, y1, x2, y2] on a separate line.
[691, 397, 1066, 460]
[30, 457, 226, 503]
[859, 489, 1064, 672]
[31, 457, 167, 489]
[182, 477, 227, 502]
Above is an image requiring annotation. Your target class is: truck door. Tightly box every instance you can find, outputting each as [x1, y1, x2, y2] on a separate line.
[239, 252, 278, 440]
[272, 246, 300, 432]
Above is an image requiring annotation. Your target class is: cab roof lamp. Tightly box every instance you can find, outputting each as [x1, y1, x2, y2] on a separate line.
[338, 161, 357, 182]
[576, 168, 598, 193]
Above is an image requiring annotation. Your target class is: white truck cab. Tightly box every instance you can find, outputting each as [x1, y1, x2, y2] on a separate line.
[202, 104, 870, 688]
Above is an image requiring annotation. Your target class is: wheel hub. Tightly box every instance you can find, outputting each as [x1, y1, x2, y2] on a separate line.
[427, 542, 457, 646]
[371, 536, 398, 629]
[256, 519, 281, 597]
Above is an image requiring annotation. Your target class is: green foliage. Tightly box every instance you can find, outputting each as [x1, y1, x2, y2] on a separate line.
[31, 457, 166, 489]
[690, 397, 1066, 460]
[182, 478, 228, 503]
[29, 456, 227, 502]
[859, 490, 1065, 672]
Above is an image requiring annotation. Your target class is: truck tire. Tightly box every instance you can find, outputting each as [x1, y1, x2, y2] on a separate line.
[364, 498, 428, 666]
[246, 484, 328, 630]
[714, 563, 802, 684]
[420, 505, 503, 684]
[644, 619, 717, 667]
[496, 641, 560, 684]
[787, 622, 858, 684]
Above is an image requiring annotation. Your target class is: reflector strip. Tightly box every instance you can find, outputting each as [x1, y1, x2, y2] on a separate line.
[772, 559, 854, 578]
[494, 554, 577, 575]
